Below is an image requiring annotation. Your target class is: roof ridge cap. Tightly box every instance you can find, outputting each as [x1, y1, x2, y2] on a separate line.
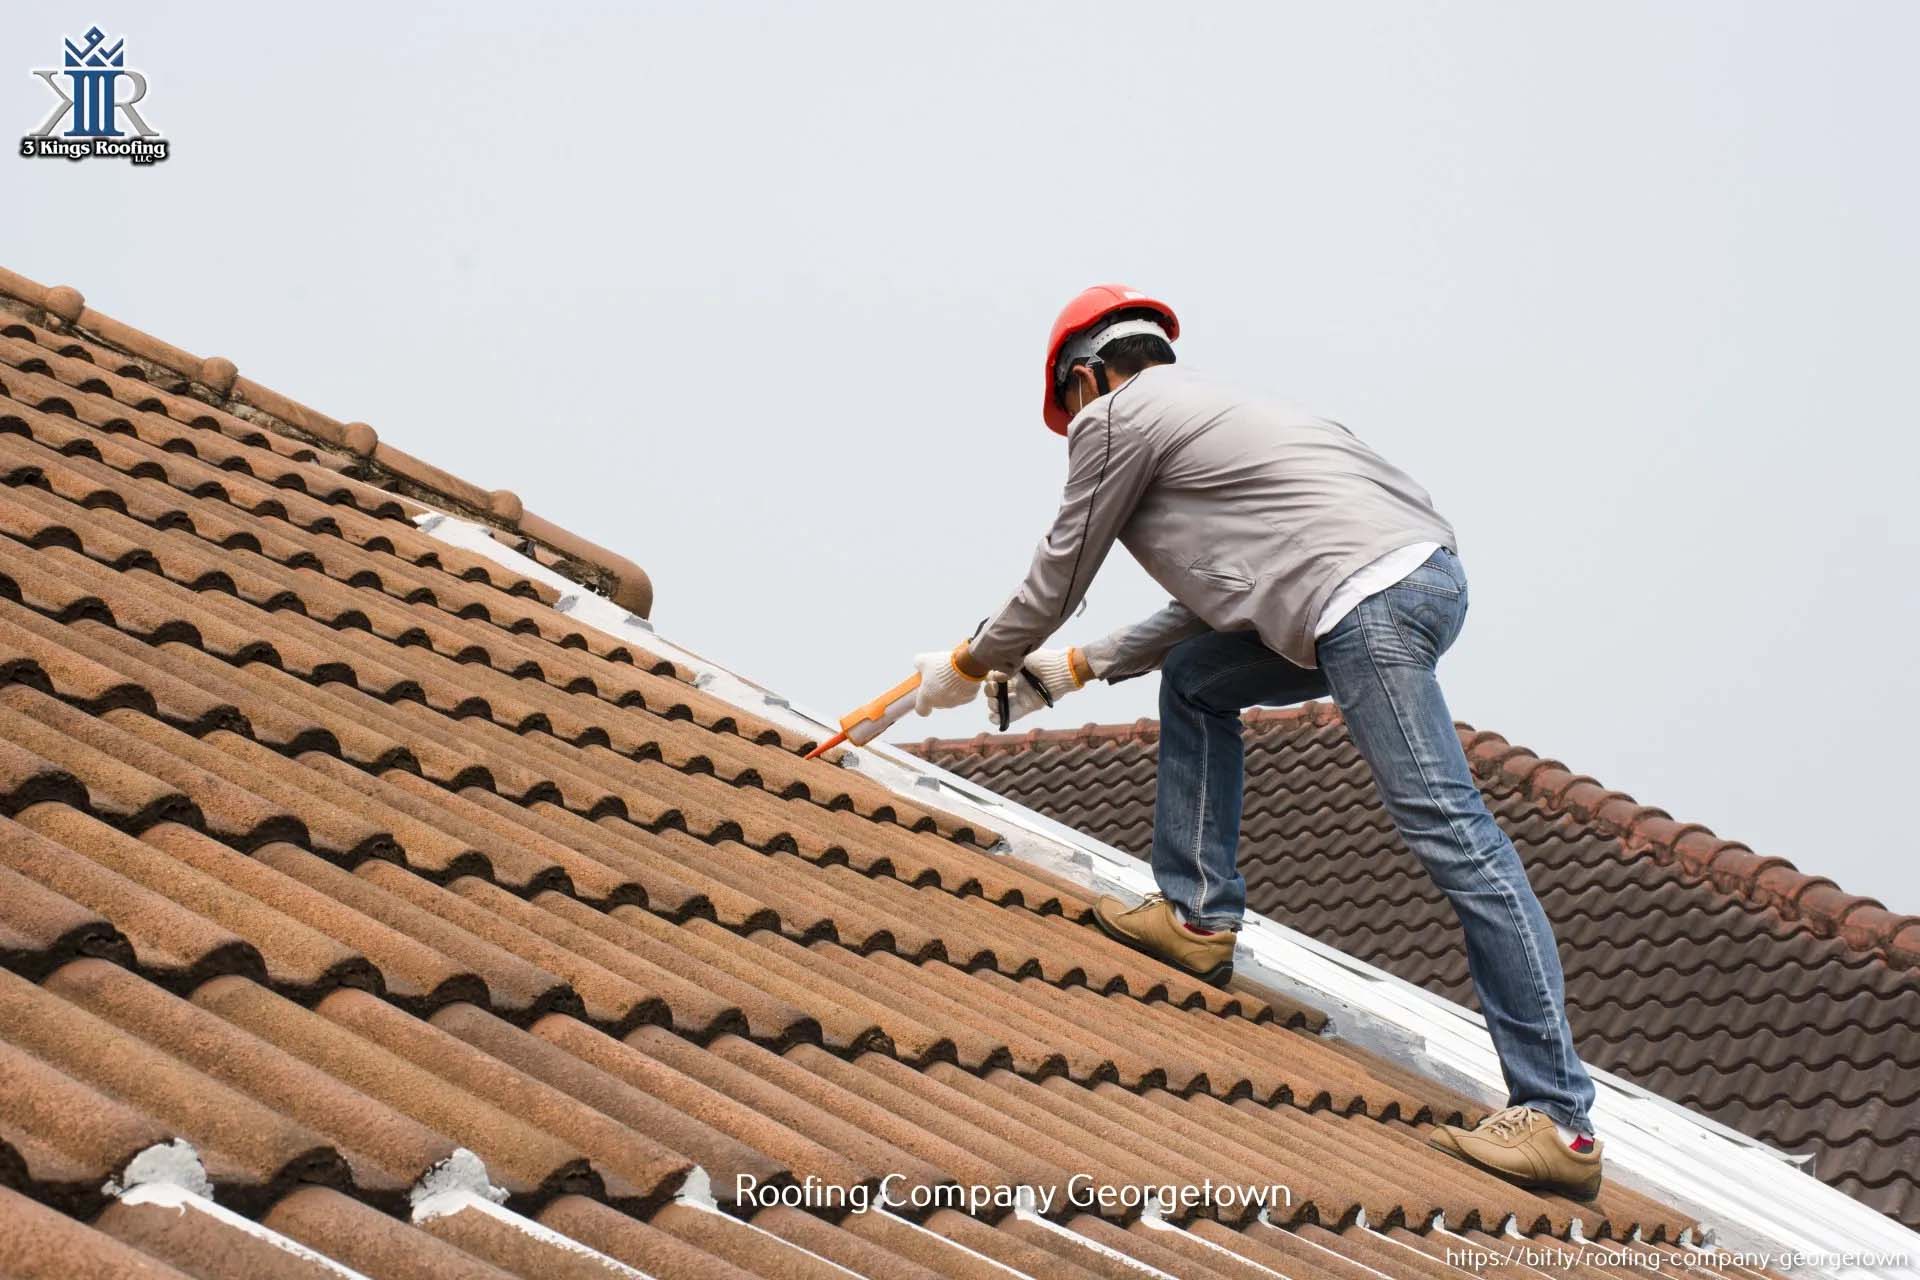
[0, 264, 653, 617]
[1459, 725, 1920, 971]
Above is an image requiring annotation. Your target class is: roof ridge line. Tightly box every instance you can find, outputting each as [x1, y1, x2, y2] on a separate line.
[0, 264, 652, 618]
[914, 704, 1920, 971]
[1455, 724, 1920, 972]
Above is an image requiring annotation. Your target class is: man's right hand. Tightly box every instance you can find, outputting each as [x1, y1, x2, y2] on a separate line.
[984, 647, 1093, 730]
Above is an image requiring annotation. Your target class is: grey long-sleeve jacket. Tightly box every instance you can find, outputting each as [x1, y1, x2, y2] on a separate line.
[967, 364, 1456, 677]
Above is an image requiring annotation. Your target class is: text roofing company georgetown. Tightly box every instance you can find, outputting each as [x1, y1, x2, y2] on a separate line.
[735, 1173, 1296, 1218]
[20, 26, 169, 165]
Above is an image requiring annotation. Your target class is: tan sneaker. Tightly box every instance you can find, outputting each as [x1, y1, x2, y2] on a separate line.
[1091, 894, 1236, 986]
[1428, 1106, 1603, 1200]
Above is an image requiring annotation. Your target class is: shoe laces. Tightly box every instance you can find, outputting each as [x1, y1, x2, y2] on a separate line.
[1479, 1106, 1538, 1141]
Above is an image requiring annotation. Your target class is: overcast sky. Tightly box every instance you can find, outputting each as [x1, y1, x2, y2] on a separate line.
[6, 2, 1915, 915]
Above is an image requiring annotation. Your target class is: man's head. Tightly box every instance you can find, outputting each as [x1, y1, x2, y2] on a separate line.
[1057, 307, 1178, 420]
[1042, 284, 1180, 434]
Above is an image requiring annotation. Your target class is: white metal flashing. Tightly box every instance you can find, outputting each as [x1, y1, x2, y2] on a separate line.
[871, 1207, 1031, 1278]
[410, 1188, 650, 1277]
[404, 1147, 652, 1276]
[419, 513, 1920, 1280]
[1014, 1193, 1180, 1277]
[106, 1142, 371, 1279]
[1136, 1209, 1294, 1278]
[670, 1166, 865, 1277]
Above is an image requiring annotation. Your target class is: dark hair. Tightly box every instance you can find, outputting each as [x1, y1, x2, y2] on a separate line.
[1095, 306, 1177, 378]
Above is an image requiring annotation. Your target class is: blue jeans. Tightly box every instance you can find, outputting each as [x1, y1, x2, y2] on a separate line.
[1152, 548, 1596, 1133]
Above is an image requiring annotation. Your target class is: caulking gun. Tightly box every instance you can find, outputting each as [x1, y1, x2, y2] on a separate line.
[804, 674, 921, 760]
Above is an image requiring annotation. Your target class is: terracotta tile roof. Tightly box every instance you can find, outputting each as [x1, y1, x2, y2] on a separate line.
[911, 706, 1920, 1231]
[0, 265, 1778, 1277]
[0, 266, 653, 620]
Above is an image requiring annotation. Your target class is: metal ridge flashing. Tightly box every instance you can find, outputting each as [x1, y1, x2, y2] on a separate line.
[417, 512, 1920, 1280]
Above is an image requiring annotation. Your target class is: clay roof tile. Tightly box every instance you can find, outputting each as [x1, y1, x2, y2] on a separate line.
[916, 709, 1920, 1227]
[0, 268, 1732, 1267]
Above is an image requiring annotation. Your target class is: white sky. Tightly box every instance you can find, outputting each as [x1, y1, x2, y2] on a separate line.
[5, 2, 1915, 915]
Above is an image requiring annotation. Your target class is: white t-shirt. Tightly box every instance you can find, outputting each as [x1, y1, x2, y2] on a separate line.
[1313, 542, 1443, 638]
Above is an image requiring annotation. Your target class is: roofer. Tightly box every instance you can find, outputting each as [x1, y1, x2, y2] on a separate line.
[909, 284, 1604, 1198]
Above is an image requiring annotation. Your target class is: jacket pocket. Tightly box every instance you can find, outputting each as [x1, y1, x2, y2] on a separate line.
[1188, 560, 1253, 591]
[1178, 560, 1258, 627]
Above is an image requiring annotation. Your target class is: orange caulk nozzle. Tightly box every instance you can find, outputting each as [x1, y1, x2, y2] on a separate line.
[804, 729, 850, 761]
[804, 673, 922, 760]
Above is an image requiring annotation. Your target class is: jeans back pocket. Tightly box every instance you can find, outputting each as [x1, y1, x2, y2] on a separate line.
[1395, 552, 1463, 598]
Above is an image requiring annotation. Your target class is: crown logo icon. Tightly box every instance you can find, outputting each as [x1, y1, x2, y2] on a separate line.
[64, 27, 126, 69]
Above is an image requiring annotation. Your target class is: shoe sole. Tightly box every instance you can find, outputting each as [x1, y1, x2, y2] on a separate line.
[1426, 1133, 1603, 1202]
[1090, 910, 1234, 988]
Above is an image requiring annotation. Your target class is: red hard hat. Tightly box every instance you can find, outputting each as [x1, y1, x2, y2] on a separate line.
[1042, 284, 1179, 434]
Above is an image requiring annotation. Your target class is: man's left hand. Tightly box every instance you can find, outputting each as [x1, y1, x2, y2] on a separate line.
[912, 643, 984, 715]
[984, 646, 1090, 729]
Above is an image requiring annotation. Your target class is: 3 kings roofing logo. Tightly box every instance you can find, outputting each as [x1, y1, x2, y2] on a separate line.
[20, 26, 169, 165]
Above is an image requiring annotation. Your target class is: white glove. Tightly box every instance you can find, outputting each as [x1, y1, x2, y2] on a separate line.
[984, 647, 1089, 730]
[912, 643, 984, 715]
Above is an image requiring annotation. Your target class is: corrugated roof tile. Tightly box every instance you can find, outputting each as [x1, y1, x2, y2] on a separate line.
[413, 1202, 644, 1279]
[919, 714, 1920, 1230]
[262, 1185, 520, 1280]
[432, 1005, 783, 1194]
[534, 1194, 762, 1280]
[20, 806, 367, 994]
[645, 1201, 853, 1280]
[0, 811, 262, 983]
[0, 1185, 194, 1279]
[92, 1193, 346, 1280]
[0, 272, 1725, 1275]
[315, 989, 689, 1210]
[1, 965, 345, 1200]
